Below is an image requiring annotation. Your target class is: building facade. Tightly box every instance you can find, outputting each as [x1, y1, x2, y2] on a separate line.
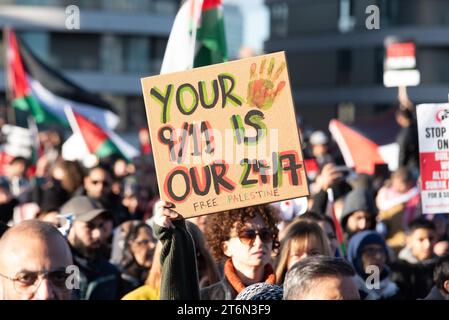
[0, 0, 242, 137]
[265, 0, 449, 130]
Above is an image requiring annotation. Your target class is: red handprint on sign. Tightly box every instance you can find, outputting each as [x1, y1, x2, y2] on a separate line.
[247, 57, 286, 110]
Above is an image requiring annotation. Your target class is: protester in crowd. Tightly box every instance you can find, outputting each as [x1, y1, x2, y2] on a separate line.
[202, 204, 280, 300]
[398, 218, 437, 263]
[4, 156, 30, 199]
[74, 165, 129, 226]
[61, 196, 123, 300]
[424, 254, 449, 300]
[395, 108, 419, 175]
[376, 167, 420, 254]
[275, 219, 332, 284]
[347, 230, 401, 300]
[308, 130, 334, 170]
[51, 159, 84, 196]
[340, 188, 377, 241]
[110, 220, 156, 295]
[298, 211, 341, 257]
[121, 241, 162, 300]
[391, 218, 438, 299]
[283, 255, 360, 300]
[148, 200, 280, 300]
[0, 220, 73, 300]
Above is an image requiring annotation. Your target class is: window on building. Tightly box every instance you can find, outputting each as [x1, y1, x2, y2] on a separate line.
[49, 33, 100, 71]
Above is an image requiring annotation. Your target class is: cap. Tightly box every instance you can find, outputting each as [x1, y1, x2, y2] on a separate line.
[60, 196, 109, 222]
[309, 130, 329, 146]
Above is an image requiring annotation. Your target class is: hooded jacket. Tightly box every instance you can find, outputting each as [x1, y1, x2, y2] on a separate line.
[347, 230, 400, 300]
[340, 188, 377, 232]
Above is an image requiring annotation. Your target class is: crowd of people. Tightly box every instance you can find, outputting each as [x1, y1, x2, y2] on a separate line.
[0, 104, 448, 301]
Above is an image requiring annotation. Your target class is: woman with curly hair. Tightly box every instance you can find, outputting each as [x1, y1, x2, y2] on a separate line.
[201, 205, 280, 300]
[151, 200, 279, 300]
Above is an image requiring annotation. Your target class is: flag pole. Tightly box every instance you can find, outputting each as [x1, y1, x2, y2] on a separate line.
[3, 26, 16, 125]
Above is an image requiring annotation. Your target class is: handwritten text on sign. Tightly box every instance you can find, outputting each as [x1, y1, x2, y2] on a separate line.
[417, 103, 449, 214]
[141, 52, 308, 217]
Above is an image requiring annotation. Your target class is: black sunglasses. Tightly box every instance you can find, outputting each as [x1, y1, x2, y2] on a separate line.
[237, 228, 272, 246]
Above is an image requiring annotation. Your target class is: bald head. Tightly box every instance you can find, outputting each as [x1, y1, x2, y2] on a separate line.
[0, 220, 73, 300]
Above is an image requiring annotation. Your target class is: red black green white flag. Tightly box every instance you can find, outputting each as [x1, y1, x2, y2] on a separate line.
[160, 0, 227, 74]
[5, 28, 119, 129]
[64, 106, 138, 161]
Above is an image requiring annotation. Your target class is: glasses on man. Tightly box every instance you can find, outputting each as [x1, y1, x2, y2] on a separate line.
[236, 228, 273, 246]
[0, 268, 70, 296]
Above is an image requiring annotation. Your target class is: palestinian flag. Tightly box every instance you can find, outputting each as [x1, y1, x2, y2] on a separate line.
[64, 106, 139, 161]
[194, 0, 227, 67]
[329, 119, 399, 175]
[5, 28, 119, 129]
[160, 0, 227, 74]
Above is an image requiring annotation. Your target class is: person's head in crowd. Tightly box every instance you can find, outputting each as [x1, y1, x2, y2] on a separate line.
[121, 241, 163, 300]
[235, 282, 283, 300]
[114, 221, 156, 287]
[205, 205, 280, 292]
[391, 167, 415, 194]
[348, 231, 388, 277]
[186, 221, 220, 288]
[0, 220, 72, 300]
[63, 196, 113, 260]
[37, 177, 70, 214]
[309, 130, 329, 158]
[403, 218, 436, 262]
[298, 212, 340, 257]
[433, 254, 449, 299]
[276, 219, 332, 284]
[7, 157, 29, 179]
[283, 256, 360, 300]
[83, 165, 111, 200]
[113, 158, 129, 179]
[395, 108, 414, 128]
[121, 177, 142, 217]
[347, 230, 399, 299]
[51, 159, 84, 195]
[340, 188, 377, 238]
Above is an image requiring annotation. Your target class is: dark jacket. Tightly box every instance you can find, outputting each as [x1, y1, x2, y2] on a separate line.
[71, 247, 124, 300]
[390, 257, 436, 300]
[347, 231, 401, 300]
[396, 121, 419, 170]
[200, 276, 237, 300]
[423, 286, 448, 300]
[153, 219, 200, 300]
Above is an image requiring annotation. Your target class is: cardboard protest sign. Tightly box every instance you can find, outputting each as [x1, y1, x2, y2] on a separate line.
[141, 51, 308, 218]
[417, 103, 449, 214]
